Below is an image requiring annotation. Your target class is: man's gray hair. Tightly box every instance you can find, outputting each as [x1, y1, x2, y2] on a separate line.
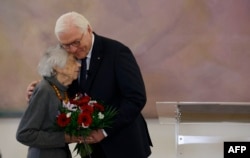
[54, 11, 91, 40]
[38, 45, 68, 77]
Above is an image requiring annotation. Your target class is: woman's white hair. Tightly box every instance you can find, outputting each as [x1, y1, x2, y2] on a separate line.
[38, 45, 68, 77]
[54, 11, 91, 40]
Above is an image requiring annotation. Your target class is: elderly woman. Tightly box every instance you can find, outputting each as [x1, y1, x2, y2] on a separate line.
[16, 45, 81, 158]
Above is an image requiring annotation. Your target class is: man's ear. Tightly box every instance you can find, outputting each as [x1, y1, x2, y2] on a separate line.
[87, 25, 92, 33]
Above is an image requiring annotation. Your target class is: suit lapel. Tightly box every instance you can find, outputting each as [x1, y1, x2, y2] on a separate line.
[85, 33, 103, 92]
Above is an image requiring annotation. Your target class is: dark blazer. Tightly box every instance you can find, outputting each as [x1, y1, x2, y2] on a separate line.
[68, 33, 152, 158]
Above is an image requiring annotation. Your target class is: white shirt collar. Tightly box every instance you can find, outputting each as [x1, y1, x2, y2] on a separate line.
[86, 33, 95, 69]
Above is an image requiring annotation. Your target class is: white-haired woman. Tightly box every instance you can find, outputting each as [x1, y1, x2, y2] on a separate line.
[16, 45, 81, 158]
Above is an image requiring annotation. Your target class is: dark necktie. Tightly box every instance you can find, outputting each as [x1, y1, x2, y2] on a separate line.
[80, 57, 87, 92]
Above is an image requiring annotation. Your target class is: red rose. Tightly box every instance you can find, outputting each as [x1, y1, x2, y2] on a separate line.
[70, 95, 91, 107]
[93, 103, 104, 112]
[77, 112, 92, 128]
[57, 113, 71, 127]
[81, 105, 94, 113]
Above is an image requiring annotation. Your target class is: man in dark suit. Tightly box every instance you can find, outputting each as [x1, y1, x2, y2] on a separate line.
[27, 11, 152, 158]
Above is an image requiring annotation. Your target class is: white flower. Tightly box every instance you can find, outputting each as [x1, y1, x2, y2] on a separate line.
[88, 100, 97, 107]
[62, 101, 77, 111]
[98, 112, 104, 119]
[81, 123, 89, 128]
[74, 93, 83, 100]
[66, 112, 71, 118]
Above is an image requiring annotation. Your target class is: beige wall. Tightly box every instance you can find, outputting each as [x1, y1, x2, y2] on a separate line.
[1, 0, 250, 117]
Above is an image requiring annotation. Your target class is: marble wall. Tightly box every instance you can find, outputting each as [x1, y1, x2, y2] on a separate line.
[1, 0, 250, 117]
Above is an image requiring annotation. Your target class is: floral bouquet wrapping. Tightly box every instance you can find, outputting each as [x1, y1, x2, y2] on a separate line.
[55, 93, 117, 158]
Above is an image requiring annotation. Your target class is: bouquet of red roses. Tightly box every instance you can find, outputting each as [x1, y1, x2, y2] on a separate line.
[55, 93, 117, 158]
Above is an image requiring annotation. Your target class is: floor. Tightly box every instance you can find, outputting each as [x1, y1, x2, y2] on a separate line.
[1, 118, 249, 158]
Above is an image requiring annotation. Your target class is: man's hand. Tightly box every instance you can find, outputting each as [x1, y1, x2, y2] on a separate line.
[26, 80, 40, 102]
[84, 129, 106, 144]
[65, 130, 106, 144]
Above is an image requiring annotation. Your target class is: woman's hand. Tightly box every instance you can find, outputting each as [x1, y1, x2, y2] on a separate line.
[64, 134, 82, 144]
[64, 129, 106, 144]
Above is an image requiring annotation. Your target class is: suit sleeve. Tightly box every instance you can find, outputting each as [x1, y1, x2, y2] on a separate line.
[104, 45, 147, 136]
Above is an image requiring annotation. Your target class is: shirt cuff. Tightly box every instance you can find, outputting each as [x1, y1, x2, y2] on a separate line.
[102, 129, 108, 137]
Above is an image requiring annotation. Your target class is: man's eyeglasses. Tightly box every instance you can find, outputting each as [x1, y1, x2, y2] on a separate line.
[60, 33, 84, 49]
